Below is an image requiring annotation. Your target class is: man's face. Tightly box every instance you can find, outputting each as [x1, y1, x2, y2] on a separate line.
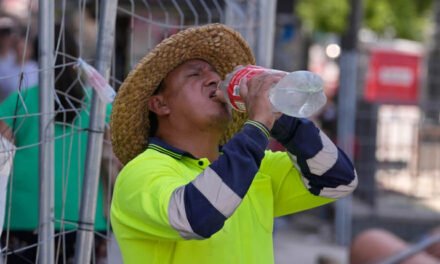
[159, 59, 232, 132]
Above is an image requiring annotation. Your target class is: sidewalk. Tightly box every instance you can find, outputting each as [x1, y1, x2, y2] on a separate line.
[274, 217, 348, 264]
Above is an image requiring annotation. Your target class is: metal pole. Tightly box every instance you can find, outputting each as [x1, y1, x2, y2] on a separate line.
[37, 0, 55, 262]
[426, 0, 440, 122]
[225, 0, 276, 66]
[74, 0, 118, 263]
[224, 0, 237, 28]
[335, 0, 362, 246]
[378, 234, 440, 264]
[257, 0, 277, 68]
[224, 0, 245, 33]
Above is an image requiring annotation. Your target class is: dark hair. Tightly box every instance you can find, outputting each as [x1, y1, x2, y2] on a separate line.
[53, 25, 84, 123]
[34, 25, 84, 123]
[0, 27, 12, 36]
[0, 15, 16, 37]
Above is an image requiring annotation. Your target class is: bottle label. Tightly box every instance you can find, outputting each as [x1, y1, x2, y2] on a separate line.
[225, 65, 267, 111]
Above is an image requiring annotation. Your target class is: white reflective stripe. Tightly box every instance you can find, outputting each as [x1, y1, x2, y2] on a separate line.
[320, 170, 358, 198]
[302, 170, 358, 199]
[168, 187, 202, 239]
[306, 131, 338, 176]
[287, 152, 297, 164]
[192, 167, 242, 218]
[287, 152, 301, 172]
[301, 176, 311, 189]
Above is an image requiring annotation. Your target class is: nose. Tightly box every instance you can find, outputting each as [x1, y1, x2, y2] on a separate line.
[204, 70, 221, 88]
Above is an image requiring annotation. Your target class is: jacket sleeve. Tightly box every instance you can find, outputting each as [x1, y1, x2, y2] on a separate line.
[111, 121, 270, 241]
[270, 115, 358, 199]
[167, 121, 269, 239]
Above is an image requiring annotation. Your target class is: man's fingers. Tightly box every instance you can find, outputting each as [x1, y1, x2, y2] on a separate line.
[250, 73, 282, 95]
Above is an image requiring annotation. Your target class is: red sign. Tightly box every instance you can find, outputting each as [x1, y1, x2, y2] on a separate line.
[364, 48, 421, 103]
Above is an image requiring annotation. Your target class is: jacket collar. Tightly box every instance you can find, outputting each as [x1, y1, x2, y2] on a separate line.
[148, 137, 196, 159]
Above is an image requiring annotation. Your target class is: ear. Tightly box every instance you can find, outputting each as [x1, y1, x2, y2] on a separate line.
[147, 95, 170, 116]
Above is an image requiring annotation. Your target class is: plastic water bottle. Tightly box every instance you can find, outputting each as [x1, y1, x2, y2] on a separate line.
[219, 65, 327, 118]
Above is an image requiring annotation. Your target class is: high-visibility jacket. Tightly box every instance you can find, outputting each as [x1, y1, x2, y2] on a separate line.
[111, 117, 357, 264]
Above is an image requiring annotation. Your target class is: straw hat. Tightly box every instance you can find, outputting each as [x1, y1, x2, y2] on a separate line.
[111, 24, 255, 165]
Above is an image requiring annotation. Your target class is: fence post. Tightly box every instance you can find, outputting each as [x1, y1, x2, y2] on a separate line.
[224, 0, 277, 68]
[74, 0, 118, 263]
[37, 0, 55, 262]
[256, 0, 277, 68]
[335, 0, 363, 246]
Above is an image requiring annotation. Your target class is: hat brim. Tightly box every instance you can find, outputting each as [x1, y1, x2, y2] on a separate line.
[111, 24, 255, 165]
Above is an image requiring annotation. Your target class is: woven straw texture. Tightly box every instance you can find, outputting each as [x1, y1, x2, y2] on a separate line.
[111, 24, 256, 165]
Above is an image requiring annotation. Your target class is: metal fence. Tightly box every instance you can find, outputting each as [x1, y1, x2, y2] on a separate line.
[353, 102, 440, 235]
[1, 0, 440, 264]
[0, 0, 275, 263]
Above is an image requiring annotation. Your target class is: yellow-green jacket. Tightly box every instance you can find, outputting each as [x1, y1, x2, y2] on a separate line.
[111, 117, 358, 264]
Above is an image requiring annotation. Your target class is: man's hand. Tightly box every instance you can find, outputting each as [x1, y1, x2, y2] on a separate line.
[239, 72, 283, 130]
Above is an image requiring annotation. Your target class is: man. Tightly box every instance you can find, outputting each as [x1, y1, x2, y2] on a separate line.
[0, 26, 112, 263]
[110, 24, 357, 264]
[0, 15, 17, 102]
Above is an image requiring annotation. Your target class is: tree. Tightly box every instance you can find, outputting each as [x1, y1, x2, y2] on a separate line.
[295, 0, 433, 41]
[296, 0, 349, 34]
[364, 0, 432, 40]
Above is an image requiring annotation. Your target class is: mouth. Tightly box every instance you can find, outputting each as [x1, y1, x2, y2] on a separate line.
[209, 90, 223, 104]
[209, 89, 228, 105]
[209, 90, 216, 99]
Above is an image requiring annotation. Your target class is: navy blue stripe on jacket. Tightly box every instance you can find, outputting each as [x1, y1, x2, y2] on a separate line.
[270, 115, 357, 199]
[167, 122, 270, 239]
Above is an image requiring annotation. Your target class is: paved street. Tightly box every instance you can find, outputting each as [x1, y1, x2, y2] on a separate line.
[274, 217, 347, 264]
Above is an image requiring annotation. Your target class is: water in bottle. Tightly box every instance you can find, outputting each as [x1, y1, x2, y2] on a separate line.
[269, 70, 327, 117]
[219, 65, 327, 118]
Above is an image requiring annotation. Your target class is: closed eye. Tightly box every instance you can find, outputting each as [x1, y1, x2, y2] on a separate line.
[187, 72, 200, 77]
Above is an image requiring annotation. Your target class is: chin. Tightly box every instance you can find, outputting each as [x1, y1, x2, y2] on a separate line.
[208, 112, 232, 131]
[220, 107, 233, 123]
[220, 103, 233, 118]
[204, 103, 232, 127]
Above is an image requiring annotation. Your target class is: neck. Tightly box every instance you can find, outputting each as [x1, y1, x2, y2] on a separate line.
[156, 126, 222, 162]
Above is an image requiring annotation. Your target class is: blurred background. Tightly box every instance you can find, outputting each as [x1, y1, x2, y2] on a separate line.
[0, 0, 439, 263]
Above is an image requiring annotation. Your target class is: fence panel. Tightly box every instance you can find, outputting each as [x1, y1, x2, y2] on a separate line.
[0, 1, 274, 263]
[353, 101, 440, 242]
